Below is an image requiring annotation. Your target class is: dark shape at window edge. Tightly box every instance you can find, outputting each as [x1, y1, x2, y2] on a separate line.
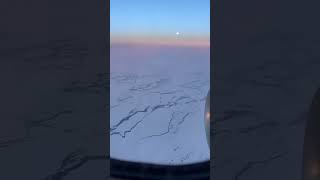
[110, 158, 210, 180]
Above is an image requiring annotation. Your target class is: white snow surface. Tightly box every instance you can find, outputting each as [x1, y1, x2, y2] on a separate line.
[110, 44, 210, 165]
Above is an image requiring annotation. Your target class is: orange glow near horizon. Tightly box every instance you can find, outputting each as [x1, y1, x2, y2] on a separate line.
[111, 35, 210, 48]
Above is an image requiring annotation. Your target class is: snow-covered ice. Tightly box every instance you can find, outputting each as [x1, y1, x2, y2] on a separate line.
[110, 44, 210, 165]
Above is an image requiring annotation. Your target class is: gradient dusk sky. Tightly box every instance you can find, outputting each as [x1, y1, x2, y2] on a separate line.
[110, 0, 210, 46]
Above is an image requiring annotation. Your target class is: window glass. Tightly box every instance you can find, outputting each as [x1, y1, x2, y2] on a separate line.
[110, 0, 210, 165]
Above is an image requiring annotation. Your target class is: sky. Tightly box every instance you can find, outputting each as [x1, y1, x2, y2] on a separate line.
[110, 0, 210, 47]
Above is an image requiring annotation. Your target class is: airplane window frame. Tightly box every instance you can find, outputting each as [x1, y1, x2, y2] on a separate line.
[110, 158, 210, 180]
[302, 87, 320, 180]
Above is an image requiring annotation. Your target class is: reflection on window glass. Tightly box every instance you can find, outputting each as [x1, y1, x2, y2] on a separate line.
[110, 0, 210, 165]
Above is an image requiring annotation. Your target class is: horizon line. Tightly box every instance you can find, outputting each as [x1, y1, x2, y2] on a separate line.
[110, 37, 210, 48]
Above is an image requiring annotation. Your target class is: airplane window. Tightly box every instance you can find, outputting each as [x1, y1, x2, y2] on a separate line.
[110, 0, 210, 166]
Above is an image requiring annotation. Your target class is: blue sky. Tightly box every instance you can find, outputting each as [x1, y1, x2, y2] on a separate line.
[110, 0, 210, 40]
